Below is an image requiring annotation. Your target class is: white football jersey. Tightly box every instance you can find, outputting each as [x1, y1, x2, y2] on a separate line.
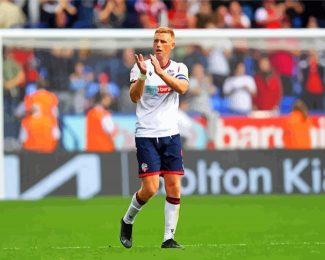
[130, 59, 189, 137]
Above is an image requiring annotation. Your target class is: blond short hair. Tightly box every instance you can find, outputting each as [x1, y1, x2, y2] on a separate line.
[154, 26, 175, 39]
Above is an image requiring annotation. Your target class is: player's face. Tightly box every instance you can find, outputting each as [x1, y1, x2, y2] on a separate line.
[153, 33, 175, 60]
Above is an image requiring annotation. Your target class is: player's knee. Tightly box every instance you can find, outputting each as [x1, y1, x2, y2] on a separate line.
[142, 184, 159, 199]
[165, 181, 180, 194]
[146, 187, 158, 198]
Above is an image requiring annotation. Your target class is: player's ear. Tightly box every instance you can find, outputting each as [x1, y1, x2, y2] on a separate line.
[171, 41, 175, 49]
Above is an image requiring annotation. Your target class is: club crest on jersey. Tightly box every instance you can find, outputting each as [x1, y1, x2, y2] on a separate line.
[141, 163, 149, 172]
[167, 69, 174, 76]
[149, 71, 152, 76]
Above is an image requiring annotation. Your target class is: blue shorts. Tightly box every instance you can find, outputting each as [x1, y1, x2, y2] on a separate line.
[135, 134, 184, 178]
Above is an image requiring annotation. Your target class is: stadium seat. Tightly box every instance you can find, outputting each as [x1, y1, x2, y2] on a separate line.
[280, 96, 297, 114]
[242, 5, 254, 22]
[210, 94, 229, 114]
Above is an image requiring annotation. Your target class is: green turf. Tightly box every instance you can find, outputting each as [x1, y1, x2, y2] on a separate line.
[1, 195, 325, 259]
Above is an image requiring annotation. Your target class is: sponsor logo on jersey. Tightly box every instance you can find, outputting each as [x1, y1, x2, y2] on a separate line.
[157, 85, 172, 94]
[145, 85, 172, 95]
[145, 85, 157, 95]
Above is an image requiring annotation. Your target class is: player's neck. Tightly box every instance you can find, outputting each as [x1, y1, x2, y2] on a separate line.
[159, 58, 171, 70]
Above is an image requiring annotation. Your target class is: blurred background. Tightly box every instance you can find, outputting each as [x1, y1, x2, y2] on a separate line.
[1, 0, 325, 199]
[1, 3, 325, 258]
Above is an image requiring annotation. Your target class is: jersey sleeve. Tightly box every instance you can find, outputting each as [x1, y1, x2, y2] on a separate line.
[52, 126, 61, 140]
[175, 63, 189, 81]
[101, 115, 115, 134]
[130, 63, 140, 83]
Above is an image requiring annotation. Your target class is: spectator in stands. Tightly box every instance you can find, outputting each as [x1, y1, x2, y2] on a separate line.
[69, 61, 88, 87]
[4, 47, 26, 138]
[19, 113, 60, 153]
[193, 0, 214, 28]
[11, 48, 38, 95]
[39, 0, 77, 28]
[253, 56, 282, 112]
[37, 47, 74, 113]
[72, 0, 95, 28]
[137, 12, 155, 28]
[299, 50, 325, 110]
[301, 0, 325, 28]
[18, 78, 60, 153]
[115, 48, 137, 112]
[94, 0, 128, 28]
[223, 61, 257, 114]
[232, 47, 255, 76]
[0, 0, 26, 28]
[283, 99, 312, 149]
[239, 0, 257, 23]
[213, 5, 228, 29]
[187, 0, 201, 18]
[56, 0, 78, 28]
[255, 0, 284, 28]
[86, 72, 120, 111]
[178, 95, 194, 149]
[213, 5, 228, 28]
[306, 16, 318, 28]
[188, 63, 218, 149]
[168, 0, 195, 28]
[283, 0, 304, 28]
[74, 46, 108, 76]
[86, 92, 116, 152]
[16, 0, 41, 28]
[17, 78, 59, 125]
[69, 61, 94, 113]
[269, 49, 297, 96]
[207, 47, 231, 96]
[183, 45, 208, 72]
[224, 1, 251, 28]
[135, 0, 168, 28]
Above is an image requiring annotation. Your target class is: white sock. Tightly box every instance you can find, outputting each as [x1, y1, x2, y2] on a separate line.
[163, 197, 180, 242]
[123, 193, 145, 224]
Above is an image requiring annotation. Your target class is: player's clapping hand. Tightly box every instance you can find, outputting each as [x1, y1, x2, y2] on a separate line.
[135, 54, 147, 75]
[150, 54, 163, 76]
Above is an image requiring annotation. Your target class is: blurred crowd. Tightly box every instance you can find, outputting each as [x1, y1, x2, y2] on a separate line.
[1, 0, 325, 29]
[2, 0, 325, 152]
[3, 43, 325, 150]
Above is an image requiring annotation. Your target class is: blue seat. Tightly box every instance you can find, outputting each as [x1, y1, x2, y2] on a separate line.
[210, 94, 229, 113]
[280, 96, 297, 114]
[242, 5, 254, 21]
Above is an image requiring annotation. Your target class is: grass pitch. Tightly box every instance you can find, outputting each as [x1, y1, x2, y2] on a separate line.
[1, 195, 325, 259]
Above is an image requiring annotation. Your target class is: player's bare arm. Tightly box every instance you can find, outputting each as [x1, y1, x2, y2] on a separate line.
[150, 54, 189, 95]
[130, 54, 147, 103]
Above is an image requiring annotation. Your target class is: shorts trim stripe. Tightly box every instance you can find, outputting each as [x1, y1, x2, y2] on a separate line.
[161, 170, 184, 175]
[139, 171, 161, 178]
